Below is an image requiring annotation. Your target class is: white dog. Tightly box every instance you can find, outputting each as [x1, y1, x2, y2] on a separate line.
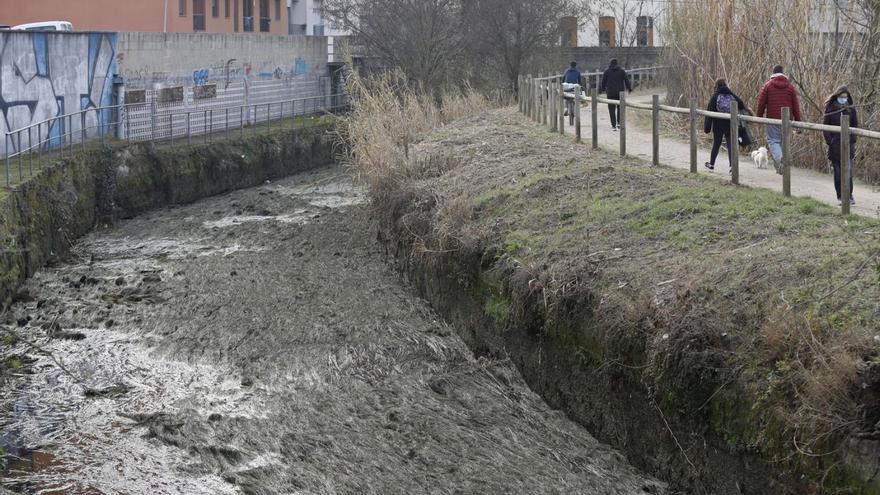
[751, 146, 769, 169]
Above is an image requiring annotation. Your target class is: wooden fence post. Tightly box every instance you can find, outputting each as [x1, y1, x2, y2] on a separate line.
[518, 75, 524, 114]
[619, 91, 627, 157]
[652, 94, 660, 166]
[544, 77, 549, 126]
[730, 102, 740, 184]
[529, 78, 538, 122]
[575, 86, 582, 143]
[537, 79, 547, 125]
[841, 113, 851, 214]
[551, 78, 558, 132]
[591, 87, 599, 150]
[525, 75, 531, 118]
[782, 107, 791, 197]
[559, 80, 566, 135]
[531, 76, 538, 122]
[533, 77, 539, 123]
[529, 79, 538, 122]
[689, 99, 697, 173]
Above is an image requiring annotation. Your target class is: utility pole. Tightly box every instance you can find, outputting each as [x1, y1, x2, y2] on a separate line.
[164, 0, 169, 32]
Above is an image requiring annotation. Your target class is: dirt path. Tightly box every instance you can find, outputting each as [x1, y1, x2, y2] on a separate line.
[564, 91, 880, 218]
[0, 166, 666, 494]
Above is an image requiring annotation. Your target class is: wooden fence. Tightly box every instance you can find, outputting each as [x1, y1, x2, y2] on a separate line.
[517, 71, 879, 215]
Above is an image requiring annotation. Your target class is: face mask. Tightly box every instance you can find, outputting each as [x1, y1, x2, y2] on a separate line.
[837, 96, 848, 105]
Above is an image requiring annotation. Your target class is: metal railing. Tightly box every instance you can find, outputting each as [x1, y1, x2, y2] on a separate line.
[2, 93, 349, 188]
[520, 69, 872, 215]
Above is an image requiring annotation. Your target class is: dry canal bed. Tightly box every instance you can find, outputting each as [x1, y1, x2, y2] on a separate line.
[0, 166, 665, 494]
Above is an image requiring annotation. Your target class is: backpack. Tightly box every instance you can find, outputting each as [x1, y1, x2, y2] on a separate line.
[716, 93, 736, 113]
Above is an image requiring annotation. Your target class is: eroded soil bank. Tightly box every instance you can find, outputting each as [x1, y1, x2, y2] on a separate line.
[371, 108, 880, 494]
[0, 166, 665, 494]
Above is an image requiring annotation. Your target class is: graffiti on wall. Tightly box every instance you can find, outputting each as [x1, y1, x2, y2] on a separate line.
[192, 69, 210, 86]
[0, 32, 118, 153]
[295, 58, 307, 76]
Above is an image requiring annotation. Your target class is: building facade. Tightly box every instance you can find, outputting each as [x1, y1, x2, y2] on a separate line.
[575, 0, 664, 47]
[0, 0, 319, 36]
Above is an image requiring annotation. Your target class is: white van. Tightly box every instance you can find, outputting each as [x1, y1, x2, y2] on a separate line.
[11, 21, 73, 32]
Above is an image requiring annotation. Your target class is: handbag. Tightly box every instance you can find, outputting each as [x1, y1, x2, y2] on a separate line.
[738, 121, 753, 147]
[738, 107, 754, 147]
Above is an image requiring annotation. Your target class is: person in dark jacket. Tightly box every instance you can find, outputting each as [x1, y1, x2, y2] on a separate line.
[822, 85, 858, 205]
[756, 64, 802, 174]
[599, 58, 632, 131]
[703, 79, 747, 171]
[563, 61, 581, 84]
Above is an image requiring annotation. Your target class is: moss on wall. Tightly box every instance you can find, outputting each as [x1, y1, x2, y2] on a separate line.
[0, 124, 335, 307]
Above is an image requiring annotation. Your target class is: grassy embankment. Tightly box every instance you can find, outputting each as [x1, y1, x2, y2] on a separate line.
[340, 74, 880, 493]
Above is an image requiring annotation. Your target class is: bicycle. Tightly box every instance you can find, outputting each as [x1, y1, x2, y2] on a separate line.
[562, 83, 580, 126]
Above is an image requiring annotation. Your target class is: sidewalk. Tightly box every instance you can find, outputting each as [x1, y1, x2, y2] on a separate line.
[562, 92, 880, 218]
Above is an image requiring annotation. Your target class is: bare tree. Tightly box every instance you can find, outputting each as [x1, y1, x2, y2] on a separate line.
[324, 0, 591, 93]
[322, 0, 466, 90]
[460, 0, 585, 92]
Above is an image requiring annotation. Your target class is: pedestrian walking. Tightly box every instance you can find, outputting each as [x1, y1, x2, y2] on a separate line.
[703, 79, 747, 171]
[756, 65, 802, 174]
[599, 58, 632, 131]
[822, 86, 857, 205]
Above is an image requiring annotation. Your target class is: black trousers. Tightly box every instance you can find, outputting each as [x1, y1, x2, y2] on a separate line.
[832, 159, 854, 200]
[710, 128, 732, 166]
[607, 91, 620, 127]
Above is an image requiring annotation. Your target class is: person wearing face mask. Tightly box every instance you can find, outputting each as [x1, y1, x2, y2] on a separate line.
[822, 86, 858, 206]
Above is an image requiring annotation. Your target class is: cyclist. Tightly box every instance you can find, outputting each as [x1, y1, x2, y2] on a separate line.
[562, 61, 582, 124]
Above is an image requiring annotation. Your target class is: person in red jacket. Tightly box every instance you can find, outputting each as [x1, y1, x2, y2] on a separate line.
[756, 65, 802, 174]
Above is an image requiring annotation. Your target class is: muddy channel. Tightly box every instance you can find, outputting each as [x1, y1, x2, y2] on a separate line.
[0, 166, 666, 494]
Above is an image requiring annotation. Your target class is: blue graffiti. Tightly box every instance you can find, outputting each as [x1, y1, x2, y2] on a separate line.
[193, 68, 210, 86]
[1, 31, 118, 153]
[33, 33, 48, 76]
[294, 58, 307, 76]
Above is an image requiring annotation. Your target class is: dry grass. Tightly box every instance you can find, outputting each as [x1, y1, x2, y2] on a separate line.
[335, 70, 493, 255]
[336, 70, 489, 193]
[754, 308, 870, 459]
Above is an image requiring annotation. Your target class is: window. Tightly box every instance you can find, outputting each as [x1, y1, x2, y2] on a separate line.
[598, 16, 615, 47]
[212, 0, 219, 17]
[259, 0, 270, 31]
[193, 0, 206, 30]
[636, 16, 654, 47]
[179, 0, 186, 16]
[225, 0, 230, 17]
[275, 0, 281, 21]
[243, 0, 253, 31]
